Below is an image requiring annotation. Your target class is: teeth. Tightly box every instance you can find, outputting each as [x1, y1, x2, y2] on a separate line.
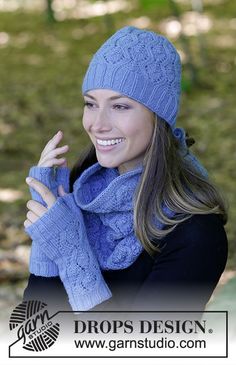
[97, 138, 124, 146]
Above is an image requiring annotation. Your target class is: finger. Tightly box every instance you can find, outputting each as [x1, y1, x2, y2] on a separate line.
[26, 177, 57, 208]
[40, 130, 64, 160]
[58, 184, 67, 197]
[38, 135, 69, 167]
[24, 219, 32, 228]
[38, 157, 66, 168]
[26, 199, 48, 216]
[39, 142, 69, 166]
[26, 210, 40, 223]
[49, 145, 69, 157]
[39, 145, 69, 167]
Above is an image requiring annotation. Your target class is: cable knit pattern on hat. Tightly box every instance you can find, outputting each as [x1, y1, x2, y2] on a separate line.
[82, 26, 181, 129]
[81, 25, 208, 178]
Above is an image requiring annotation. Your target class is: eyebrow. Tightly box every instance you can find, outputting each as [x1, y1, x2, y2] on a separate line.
[83, 93, 128, 101]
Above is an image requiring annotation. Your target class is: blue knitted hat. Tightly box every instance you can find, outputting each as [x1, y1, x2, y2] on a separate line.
[82, 25, 182, 130]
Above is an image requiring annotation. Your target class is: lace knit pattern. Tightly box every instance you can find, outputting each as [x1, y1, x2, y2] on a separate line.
[74, 163, 145, 269]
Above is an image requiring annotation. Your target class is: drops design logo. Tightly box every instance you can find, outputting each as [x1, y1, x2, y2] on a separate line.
[9, 300, 60, 352]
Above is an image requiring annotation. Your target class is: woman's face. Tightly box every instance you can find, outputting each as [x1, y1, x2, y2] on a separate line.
[82, 89, 154, 174]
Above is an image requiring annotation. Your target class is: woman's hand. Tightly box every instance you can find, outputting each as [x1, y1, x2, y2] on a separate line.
[24, 177, 68, 229]
[37, 130, 69, 168]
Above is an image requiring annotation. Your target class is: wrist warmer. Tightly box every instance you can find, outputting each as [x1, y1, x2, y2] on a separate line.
[27, 166, 70, 277]
[24, 193, 112, 311]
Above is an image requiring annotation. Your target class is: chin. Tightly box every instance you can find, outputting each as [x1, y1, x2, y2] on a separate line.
[96, 158, 119, 170]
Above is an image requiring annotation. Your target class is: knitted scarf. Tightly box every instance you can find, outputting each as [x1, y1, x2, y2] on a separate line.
[73, 162, 175, 270]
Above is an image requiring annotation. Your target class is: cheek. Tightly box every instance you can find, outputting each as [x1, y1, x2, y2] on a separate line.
[82, 115, 90, 132]
[134, 123, 154, 148]
[125, 124, 153, 142]
[121, 124, 140, 138]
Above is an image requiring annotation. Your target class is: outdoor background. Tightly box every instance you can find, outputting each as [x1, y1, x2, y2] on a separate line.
[0, 0, 235, 324]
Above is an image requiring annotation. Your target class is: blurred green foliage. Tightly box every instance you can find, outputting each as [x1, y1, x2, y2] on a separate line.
[139, 0, 167, 11]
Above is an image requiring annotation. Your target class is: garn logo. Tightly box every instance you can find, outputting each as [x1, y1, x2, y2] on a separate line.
[9, 300, 60, 352]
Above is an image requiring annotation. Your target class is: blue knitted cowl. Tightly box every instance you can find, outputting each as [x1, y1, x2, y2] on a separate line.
[73, 162, 175, 270]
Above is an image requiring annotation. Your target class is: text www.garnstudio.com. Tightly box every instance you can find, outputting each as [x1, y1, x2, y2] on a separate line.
[74, 338, 206, 351]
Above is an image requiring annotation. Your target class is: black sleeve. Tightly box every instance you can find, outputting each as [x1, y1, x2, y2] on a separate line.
[23, 274, 71, 311]
[131, 214, 228, 311]
[22, 273, 114, 314]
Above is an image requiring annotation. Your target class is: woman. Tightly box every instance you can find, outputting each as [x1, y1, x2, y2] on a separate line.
[23, 26, 228, 313]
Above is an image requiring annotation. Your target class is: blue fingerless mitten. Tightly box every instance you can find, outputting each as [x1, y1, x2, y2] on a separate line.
[24, 193, 112, 311]
[27, 166, 70, 277]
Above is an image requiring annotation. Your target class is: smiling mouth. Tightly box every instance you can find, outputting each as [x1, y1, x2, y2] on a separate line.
[96, 138, 125, 146]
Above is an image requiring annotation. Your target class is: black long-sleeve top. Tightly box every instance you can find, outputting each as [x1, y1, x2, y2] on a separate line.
[23, 213, 228, 313]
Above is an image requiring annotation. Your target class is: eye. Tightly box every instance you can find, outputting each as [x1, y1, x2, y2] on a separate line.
[83, 102, 129, 110]
[113, 104, 129, 110]
[83, 101, 94, 108]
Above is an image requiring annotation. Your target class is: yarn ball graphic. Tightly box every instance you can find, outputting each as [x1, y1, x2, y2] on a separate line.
[9, 300, 60, 352]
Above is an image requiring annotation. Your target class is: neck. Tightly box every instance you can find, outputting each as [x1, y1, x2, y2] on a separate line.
[118, 162, 144, 175]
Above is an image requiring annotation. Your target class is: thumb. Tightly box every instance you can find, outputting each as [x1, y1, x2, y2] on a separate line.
[58, 184, 68, 197]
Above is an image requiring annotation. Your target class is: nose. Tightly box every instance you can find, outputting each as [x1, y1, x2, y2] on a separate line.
[91, 108, 112, 133]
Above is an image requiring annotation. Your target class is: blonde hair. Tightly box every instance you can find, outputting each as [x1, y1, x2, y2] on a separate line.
[70, 114, 229, 256]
